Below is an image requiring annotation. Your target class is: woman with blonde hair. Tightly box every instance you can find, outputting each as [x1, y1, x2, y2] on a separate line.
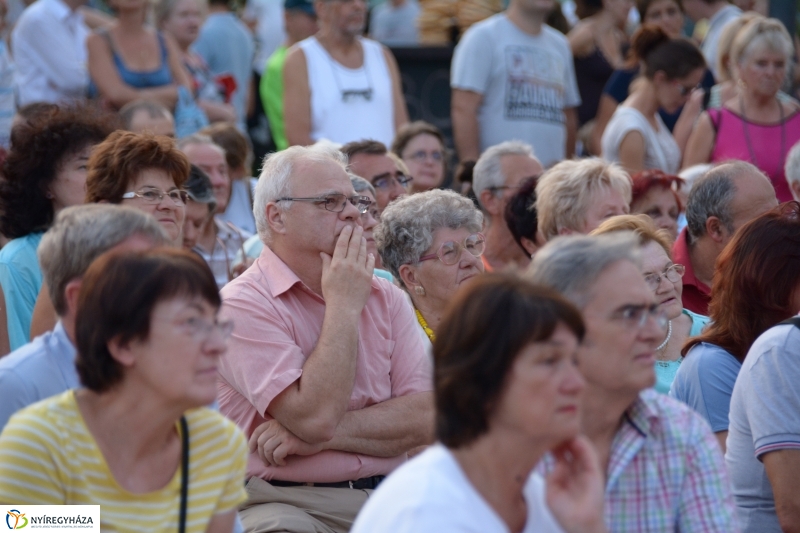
[590, 214, 709, 393]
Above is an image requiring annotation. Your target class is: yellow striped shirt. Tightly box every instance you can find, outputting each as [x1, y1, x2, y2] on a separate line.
[0, 390, 248, 532]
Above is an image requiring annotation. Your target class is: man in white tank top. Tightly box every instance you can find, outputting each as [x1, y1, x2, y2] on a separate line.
[283, 0, 409, 148]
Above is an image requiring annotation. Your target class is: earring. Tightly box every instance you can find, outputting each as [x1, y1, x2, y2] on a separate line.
[414, 286, 425, 296]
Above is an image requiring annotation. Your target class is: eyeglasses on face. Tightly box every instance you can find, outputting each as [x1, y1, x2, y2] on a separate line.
[277, 193, 372, 214]
[183, 316, 234, 342]
[644, 264, 685, 291]
[676, 82, 701, 97]
[372, 172, 413, 191]
[122, 187, 188, 206]
[361, 202, 380, 221]
[407, 150, 444, 163]
[418, 233, 486, 266]
[613, 303, 669, 329]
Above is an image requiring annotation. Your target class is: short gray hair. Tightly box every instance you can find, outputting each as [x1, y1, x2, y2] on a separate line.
[684, 161, 762, 242]
[253, 144, 349, 243]
[375, 189, 483, 287]
[473, 141, 536, 208]
[176, 133, 225, 156]
[785, 140, 800, 197]
[38, 205, 169, 316]
[525, 232, 641, 309]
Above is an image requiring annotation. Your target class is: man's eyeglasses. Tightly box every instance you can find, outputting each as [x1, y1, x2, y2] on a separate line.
[418, 233, 486, 266]
[372, 172, 413, 191]
[122, 187, 188, 206]
[407, 150, 444, 163]
[614, 304, 669, 329]
[277, 193, 372, 214]
[644, 264, 685, 291]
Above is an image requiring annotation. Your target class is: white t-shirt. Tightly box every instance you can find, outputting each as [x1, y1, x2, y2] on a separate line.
[369, 0, 420, 46]
[450, 14, 581, 168]
[351, 444, 564, 533]
[601, 106, 681, 174]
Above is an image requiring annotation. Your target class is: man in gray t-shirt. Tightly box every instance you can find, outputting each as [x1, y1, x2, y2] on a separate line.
[726, 317, 800, 533]
[450, 0, 580, 168]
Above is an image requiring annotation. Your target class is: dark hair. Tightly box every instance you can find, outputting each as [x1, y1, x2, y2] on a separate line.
[631, 169, 684, 211]
[504, 177, 539, 258]
[575, 0, 602, 19]
[340, 139, 387, 160]
[85, 131, 190, 203]
[637, 0, 682, 21]
[630, 24, 705, 79]
[201, 122, 251, 171]
[75, 248, 221, 393]
[683, 202, 800, 361]
[434, 273, 585, 448]
[185, 164, 217, 212]
[0, 104, 118, 238]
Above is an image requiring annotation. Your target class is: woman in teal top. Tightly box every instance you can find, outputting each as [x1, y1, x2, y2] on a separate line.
[0, 105, 117, 354]
[591, 214, 709, 393]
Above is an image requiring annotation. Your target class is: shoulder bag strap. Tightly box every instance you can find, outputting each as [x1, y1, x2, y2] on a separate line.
[179, 416, 189, 533]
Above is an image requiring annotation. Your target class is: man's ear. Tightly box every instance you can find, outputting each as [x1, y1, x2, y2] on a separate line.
[265, 203, 288, 235]
[705, 216, 726, 244]
[479, 189, 501, 217]
[63, 279, 83, 318]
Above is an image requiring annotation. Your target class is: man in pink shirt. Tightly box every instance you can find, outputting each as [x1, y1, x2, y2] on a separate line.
[217, 144, 434, 532]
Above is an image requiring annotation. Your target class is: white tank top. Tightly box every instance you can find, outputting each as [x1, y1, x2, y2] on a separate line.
[299, 36, 395, 147]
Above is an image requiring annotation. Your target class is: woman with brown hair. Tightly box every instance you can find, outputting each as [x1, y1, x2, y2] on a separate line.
[670, 201, 800, 452]
[391, 121, 448, 194]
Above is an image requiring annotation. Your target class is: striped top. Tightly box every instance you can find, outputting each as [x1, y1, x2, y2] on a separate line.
[0, 390, 248, 532]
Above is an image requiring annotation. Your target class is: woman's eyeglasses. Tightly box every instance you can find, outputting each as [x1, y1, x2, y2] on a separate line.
[122, 187, 188, 206]
[644, 264, 685, 291]
[418, 233, 486, 266]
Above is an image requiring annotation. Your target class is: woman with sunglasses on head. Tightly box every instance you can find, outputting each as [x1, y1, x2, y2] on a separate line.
[591, 214, 709, 395]
[670, 202, 800, 453]
[376, 189, 484, 349]
[85, 131, 189, 248]
[601, 25, 706, 175]
[0, 248, 248, 532]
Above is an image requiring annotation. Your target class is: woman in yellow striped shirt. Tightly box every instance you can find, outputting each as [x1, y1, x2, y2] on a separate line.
[0, 248, 248, 533]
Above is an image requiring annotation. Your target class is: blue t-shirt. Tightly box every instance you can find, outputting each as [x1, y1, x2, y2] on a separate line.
[670, 341, 742, 432]
[654, 308, 709, 394]
[726, 320, 800, 533]
[0, 232, 44, 351]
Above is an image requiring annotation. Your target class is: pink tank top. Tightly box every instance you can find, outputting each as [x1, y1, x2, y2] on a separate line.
[709, 107, 800, 202]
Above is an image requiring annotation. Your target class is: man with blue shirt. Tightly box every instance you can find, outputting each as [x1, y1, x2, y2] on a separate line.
[0, 205, 167, 431]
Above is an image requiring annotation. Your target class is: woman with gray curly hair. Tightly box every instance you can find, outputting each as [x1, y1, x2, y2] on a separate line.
[376, 189, 484, 347]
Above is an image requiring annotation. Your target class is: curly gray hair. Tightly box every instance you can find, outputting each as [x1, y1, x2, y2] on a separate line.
[375, 189, 483, 286]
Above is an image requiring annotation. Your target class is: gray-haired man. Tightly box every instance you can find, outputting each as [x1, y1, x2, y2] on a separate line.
[526, 233, 738, 531]
[0, 204, 167, 432]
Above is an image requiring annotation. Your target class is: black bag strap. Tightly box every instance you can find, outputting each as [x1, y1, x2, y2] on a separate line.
[179, 416, 189, 533]
[779, 316, 800, 329]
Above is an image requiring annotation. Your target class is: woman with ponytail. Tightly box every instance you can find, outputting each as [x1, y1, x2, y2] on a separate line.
[601, 25, 705, 175]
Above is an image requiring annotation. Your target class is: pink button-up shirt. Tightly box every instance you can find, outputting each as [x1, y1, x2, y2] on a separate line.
[218, 246, 432, 482]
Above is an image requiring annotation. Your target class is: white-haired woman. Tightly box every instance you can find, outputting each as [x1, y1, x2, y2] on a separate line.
[376, 189, 485, 347]
[684, 17, 800, 202]
[535, 158, 631, 242]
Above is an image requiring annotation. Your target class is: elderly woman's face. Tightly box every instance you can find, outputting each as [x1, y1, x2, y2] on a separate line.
[402, 133, 445, 193]
[490, 323, 584, 443]
[577, 187, 629, 235]
[125, 296, 227, 408]
[739, 46, 787, 98]
[640, 241, 683, 321]
[631, 186, 679, 240]
[410, 226, 484, 309]
[121, 169, 186, 245]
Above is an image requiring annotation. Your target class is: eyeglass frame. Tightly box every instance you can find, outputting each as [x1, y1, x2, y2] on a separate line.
[182, 316, 235, 342]
[417, 232, 486, 265]
[406, 150, 445, 163]
[371, 171, 413, 191]
[277, 193, 372, 214]
[644, 264, 686, 291]
[612, 303, 669, 330]
[121, 187, 189, 206]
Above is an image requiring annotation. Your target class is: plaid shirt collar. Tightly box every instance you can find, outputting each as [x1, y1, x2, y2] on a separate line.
[606, 392, 661, 491]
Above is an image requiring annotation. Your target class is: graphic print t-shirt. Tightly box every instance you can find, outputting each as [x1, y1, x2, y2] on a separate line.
[451, 14, 580, 168]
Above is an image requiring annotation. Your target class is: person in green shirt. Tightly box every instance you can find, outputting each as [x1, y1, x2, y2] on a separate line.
[260, 0, 318, 151]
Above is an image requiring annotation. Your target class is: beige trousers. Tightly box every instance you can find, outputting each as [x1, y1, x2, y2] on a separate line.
[239, 477, 373, 533]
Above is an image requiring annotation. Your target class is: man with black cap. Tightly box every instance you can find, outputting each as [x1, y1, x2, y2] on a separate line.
[260, 0, 318, 151]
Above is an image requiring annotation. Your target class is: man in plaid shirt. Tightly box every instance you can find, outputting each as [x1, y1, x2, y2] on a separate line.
[527, 232, 739, 532]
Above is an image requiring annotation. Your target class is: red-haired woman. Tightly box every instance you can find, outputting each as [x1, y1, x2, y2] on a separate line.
[630, 169, 683, 240]
[670, 201, 800, 452]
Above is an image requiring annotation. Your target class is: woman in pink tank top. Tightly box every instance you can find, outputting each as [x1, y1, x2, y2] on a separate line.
[683, 17, 800, 202]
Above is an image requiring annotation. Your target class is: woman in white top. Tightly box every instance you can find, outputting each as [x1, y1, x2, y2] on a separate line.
[602, 25, 706, 175]
[351, 274, 606, 533]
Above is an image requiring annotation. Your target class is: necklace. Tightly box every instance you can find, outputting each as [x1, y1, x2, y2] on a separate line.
[415, 308, 435, 342]
[655, 319, 672, 354]
[740, 94, 785, 171]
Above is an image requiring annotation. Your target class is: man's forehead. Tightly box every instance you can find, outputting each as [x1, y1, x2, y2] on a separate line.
[584, 261, 653, 310]
[291, 158, 353, 194]
[349, 153, 395, 177]
[500, 154, 543, 185]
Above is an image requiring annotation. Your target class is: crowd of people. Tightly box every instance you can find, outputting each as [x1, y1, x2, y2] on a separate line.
[0, 0, 799, 532]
